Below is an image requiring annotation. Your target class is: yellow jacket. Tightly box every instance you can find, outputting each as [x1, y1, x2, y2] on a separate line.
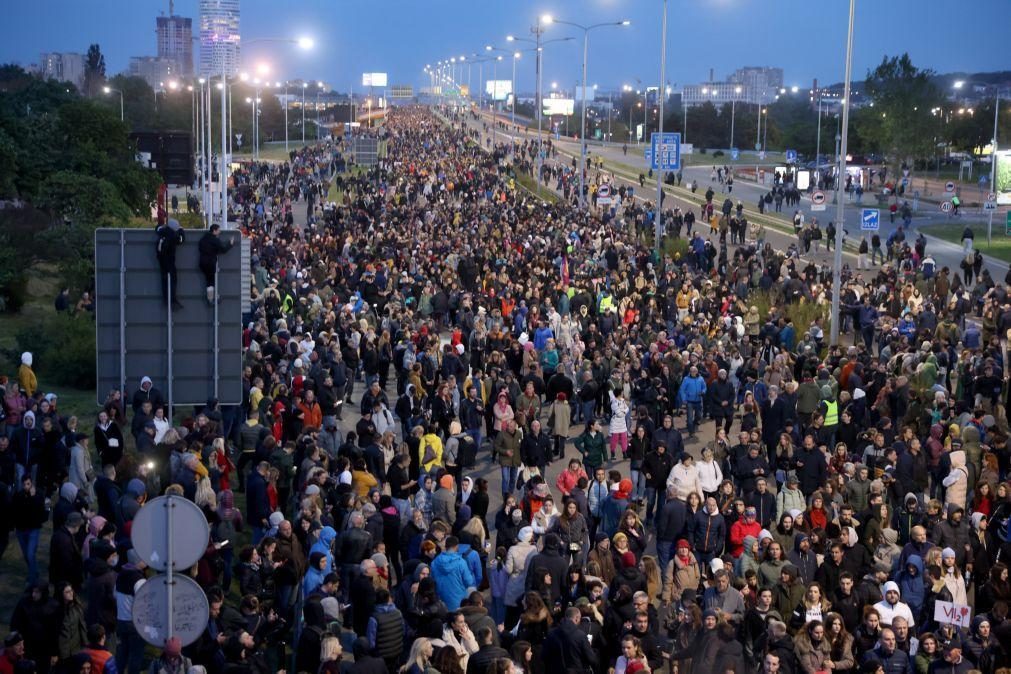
[419, 433, 444, 472]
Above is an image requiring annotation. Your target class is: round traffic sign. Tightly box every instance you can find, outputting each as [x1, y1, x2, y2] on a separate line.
[940, 201, 953, 212]
[131, 495, 210, 572]
[988, 192, 997, 202]
[945, 181, 955, 193]
[812, 191, 826, 205]
[132, 574, 210, 648]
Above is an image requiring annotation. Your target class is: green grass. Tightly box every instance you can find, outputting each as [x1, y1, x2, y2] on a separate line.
[920, 224, 1011, 262]
[326, 165, 367, 203]
[515, 172, 560, 203]
[233, 141, 298, 162]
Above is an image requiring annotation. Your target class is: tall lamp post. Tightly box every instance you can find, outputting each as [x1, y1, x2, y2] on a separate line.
[102, 86, 124, 121]
[829, 0, 856, 346]
[486, 46, 524, 127]
[730, 85, 742, 153]
[542, 14, 630, 208]
[655, 0, 668, 256]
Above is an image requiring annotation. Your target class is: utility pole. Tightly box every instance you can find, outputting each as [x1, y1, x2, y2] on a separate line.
[830, 0, 856, 346]
[655, 0, 667, 258]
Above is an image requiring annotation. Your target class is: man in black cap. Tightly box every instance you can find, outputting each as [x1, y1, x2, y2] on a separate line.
[0, 632, 25, 674]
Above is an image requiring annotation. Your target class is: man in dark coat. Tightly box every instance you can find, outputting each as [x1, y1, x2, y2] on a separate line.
[542, 607, 598, 674]
[707, 369, 736, 434]
[49, 511, 85, 590]
[466, 627, 509, 674]
[760, 387, 788, 451]
[794, 435, 827, 498]
[523, 533, 569, 603]
[197, 224, 234, 304]
[245, 462, 272, 544]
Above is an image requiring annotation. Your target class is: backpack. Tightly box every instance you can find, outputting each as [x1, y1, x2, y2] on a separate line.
[457, 434, 477, 468]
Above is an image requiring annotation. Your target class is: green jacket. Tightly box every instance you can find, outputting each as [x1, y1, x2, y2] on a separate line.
[574, 430, 608, 468]
[495, 429, 522, 467]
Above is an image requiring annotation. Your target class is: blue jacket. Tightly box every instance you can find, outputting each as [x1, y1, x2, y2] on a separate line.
[457, 543, 484, 588]
[245, 471, 272, 527]
[690, 508, 726, 555]
[533, 326, 554, 352]
[897, 554, 925, 617]
[858, 304, 879, 330]
[310, 526, 337, 574]
[430, 549, 476, 610]
[600, 495, 630, 538]
[302, 564, 326, 597]
[678, 375, 707, 405]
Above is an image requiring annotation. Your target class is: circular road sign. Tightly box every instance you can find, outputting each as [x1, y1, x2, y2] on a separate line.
[945, 181, 956, 193]
[940, 201, 953, 213]
[132, 574, 210, 648]
[812, 191, 826, 205]
[988, 192, 997, 202]
[131, 495, 210, 572]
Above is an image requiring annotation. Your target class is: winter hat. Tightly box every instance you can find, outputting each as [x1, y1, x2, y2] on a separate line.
[615, 478, 633, 500]
[621, 551, 637, 568]
[439, 474, 455, 490]
[941, 547, 956, 560]
[758, 529, 773, 543]
[20, 352, 32, 366]
[788, 509, 802, 520]
[305, 484, 320, 496]
[518, 527, 534, 543]
[710, 558, 724, 575]
[972, 512, 986, 530]
[371, 553, 388, 569]
[269, 512, 285, 528]
[163, 637, 182, 658]
[676, 539, 692, 550]
[702, 608, 719, 620]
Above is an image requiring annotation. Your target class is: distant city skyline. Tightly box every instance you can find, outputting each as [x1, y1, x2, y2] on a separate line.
[2, 0, 1009, 94]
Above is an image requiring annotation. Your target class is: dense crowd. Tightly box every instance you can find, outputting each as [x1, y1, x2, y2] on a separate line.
[3, 103, 1011, 674]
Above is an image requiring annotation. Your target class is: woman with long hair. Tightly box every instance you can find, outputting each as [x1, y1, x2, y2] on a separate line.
[551, 499, 589, 565]
[617, 509, 647, 561]
[823, 612, 855, 673]
[509, 641, 532, 674]
[514, 592, 552, 674]
[587, 533, 617, 585]
[614, 635, 650, 674]
[400, 638, 434, 674]
[640, 555, 662, 605]
[319, 635, 343, 674]
[789, 582, 832, 631]
[48, 581, 87, 665]
[685, 491, 703, 519]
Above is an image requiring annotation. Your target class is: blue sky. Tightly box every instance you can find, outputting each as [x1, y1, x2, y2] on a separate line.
[2, 0, 1008, 93]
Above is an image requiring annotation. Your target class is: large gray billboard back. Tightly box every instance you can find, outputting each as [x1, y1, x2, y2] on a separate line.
[95, 228, 247, 408]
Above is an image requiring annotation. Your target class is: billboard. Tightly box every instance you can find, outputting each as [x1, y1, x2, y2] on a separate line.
[543, 98, 575, 116]
[95, 229, 247, 407]
[485, 80, 512, 101]
[362, 72, 388, 87]
[995, 150, 1011, 206]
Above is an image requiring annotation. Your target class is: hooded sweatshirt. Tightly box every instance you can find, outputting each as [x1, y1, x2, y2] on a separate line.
[897, 554, 926, 616]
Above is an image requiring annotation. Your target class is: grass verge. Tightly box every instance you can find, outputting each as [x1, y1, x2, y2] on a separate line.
[920, 224, 1011, 263]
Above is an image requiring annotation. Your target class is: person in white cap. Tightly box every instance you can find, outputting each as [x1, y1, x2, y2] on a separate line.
[873, 580, 916, 628]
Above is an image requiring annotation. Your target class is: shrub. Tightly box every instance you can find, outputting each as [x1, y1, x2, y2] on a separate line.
[748, 289, 831, 341]
[16, 312, 96, 389]
[713, 150, 725, 157]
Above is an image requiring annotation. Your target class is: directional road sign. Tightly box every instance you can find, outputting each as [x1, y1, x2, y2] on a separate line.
[754, 142, 762, 151]
[941, 201, 953, 213]
[861, 208, 880, 231]
[650, 132, 681, 171]
[730, 148, 739, 160]
[1006, 211, 1011, 235]
[785, 149, 798, 163]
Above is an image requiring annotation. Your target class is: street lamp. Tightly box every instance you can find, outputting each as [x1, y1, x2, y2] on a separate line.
[506, 29, 573, 188]
[102, 86, 124, 121]
[316, 81, 325, 140]
[542, 14, 630, 208]
[730, 85, 742, 153]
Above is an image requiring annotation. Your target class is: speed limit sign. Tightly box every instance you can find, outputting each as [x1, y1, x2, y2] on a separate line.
[940, 201, 953, 213]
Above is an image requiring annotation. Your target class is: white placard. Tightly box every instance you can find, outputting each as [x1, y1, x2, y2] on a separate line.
[933, 600, 971, 627]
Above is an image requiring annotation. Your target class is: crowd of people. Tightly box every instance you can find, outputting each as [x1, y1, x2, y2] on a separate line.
[3, 103, 1011, 674]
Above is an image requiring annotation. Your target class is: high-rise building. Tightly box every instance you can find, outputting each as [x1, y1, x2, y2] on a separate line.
[157, 13, 193, 77]
[129, 56, 179, 89]
[199, 0, 240, 78]
[729, 67, 784, 104]
[682, 66, 785, 107]
[36, 52, 86, 89]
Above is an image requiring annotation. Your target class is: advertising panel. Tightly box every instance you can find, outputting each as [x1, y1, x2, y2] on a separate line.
[485, 80, 513, 101]
[543, 98, 575, 116]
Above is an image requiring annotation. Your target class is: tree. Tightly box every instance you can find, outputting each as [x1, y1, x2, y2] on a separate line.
[857, 53, 944, 171]
[84, 43, 106, 97]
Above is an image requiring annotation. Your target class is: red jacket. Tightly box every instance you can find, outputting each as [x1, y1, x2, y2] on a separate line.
[729, 518, 761, 558]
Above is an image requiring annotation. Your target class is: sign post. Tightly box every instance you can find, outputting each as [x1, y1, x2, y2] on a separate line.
[811, 191, 827, 212]
[861, 208, 880, 231]
[131, 495, 212, 648]
[785, 149, 798, 164]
